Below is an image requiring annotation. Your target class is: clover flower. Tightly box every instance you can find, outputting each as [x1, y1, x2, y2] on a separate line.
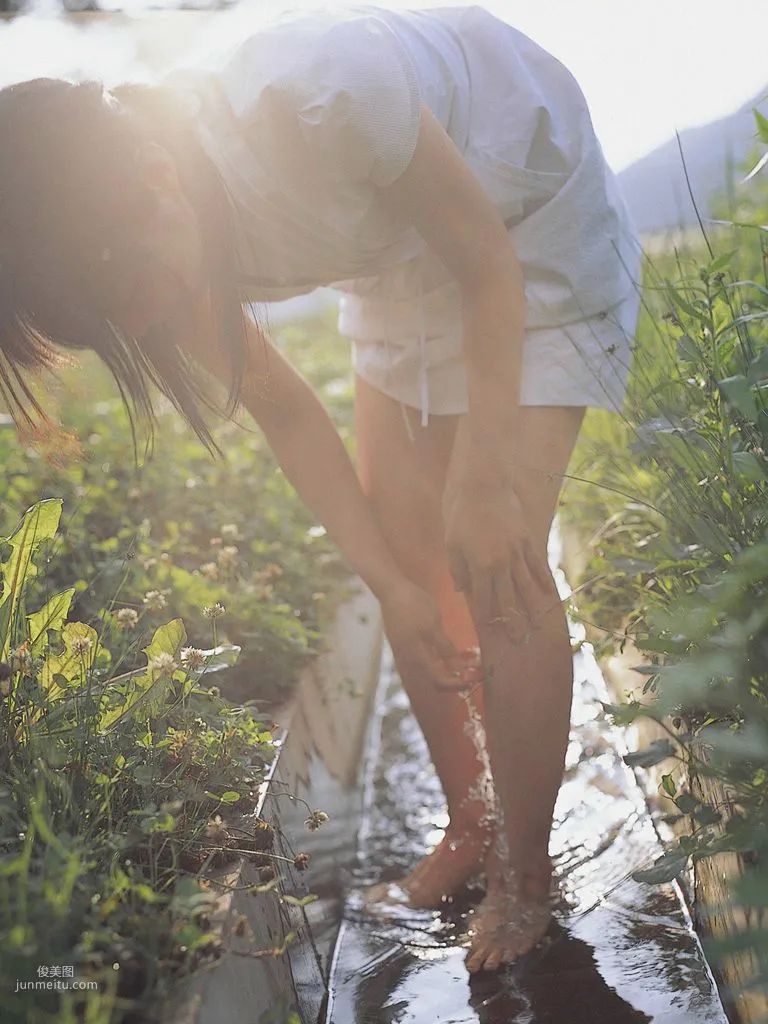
[150, 652, 178, 676]
[199, 562, 219, 581]
[180, 647, 206, 672]
[70, 636, 94, 656]
[143, 589, 169, 612]
[202, 602, 226, 620]
[114, 608, 139, 631]
[217, 545, 239, 568]
[9, 645, 34, 675]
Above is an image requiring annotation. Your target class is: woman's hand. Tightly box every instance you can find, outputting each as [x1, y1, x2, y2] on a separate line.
[379, 579, 467, 689]
[444, 479, 551, 643]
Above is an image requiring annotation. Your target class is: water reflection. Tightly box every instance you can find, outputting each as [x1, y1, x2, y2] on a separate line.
[326, 533, 728, 1023]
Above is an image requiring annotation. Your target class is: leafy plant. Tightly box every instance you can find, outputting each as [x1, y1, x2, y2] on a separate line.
[560, 110, 768, 1005]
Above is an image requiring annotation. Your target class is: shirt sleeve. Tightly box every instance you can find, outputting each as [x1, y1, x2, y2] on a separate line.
[282, 14, 423, 188]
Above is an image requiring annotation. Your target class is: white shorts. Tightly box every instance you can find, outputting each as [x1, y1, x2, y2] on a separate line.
[345, 285, 642, 420]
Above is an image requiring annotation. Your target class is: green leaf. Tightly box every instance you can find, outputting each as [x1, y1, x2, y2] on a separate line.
[624, 738, 676, 769]
[600, 700, 653, 726]
[661, 774, 677, 797]
[97, 619, 186, 733]
[676, 334, 701, 364]
[731, 451, 767, 482]
[40, 622, 101, 699]
[633, 851, 688, 884]
[692, 804, 721, 826]
[755, 107, 768, 144]
[220, 791, 241, 804]
[702, 251, 736, 277]
[197, 644, 242, 676]
[717, 374, 759, 421]
[281, 893, 318, 909]
[675, 792, 699, 814]
[0, 499, 62, 658]
[27, 588, 75, 656]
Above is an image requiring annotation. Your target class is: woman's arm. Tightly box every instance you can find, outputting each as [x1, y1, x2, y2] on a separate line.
[176, 298, 460, 686]
[376, 104, 552, 632]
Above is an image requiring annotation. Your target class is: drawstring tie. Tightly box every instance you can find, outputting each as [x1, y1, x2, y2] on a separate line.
[418, 263, 430, 428]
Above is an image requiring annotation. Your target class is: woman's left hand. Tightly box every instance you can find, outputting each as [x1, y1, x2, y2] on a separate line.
[444, 478, 552, 643]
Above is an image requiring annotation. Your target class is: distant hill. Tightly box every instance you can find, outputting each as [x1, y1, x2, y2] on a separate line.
[617, 86, 768, 235]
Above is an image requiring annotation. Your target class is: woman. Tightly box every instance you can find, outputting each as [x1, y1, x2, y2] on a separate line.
[0, 4, 641, 972]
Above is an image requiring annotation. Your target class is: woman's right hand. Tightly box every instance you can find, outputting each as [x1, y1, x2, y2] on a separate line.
[379, 579, 475, 690]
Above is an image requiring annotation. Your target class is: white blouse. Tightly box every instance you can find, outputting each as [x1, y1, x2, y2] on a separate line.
[166, 4, 641, 420]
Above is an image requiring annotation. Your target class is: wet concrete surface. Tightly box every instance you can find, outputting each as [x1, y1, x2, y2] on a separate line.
[323, 535, 730, 1024]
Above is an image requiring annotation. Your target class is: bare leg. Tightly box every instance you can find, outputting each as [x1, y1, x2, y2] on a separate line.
[458, 405, 585, 971]
[355, 378, 491, 908]
[355, 376, 585, 952]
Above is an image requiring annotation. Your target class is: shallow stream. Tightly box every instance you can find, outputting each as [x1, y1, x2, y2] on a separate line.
[322, 532, 730, 1024]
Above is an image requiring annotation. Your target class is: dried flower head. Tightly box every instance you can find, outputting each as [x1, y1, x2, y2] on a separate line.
[232, 914, 251, 937]
[293, 852, 310, 872]
[114, 608, 139, 631]
[205, 815, 229, 844]
[9, 644, 34, 675]
[202, 602, 226, 620]
[304, 810, 330, 832]
[180, 647, 206, 672]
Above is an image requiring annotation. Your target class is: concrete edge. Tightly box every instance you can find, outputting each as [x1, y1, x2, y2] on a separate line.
[559, 517, 762, 1024]
[164, 578, 383, 1024]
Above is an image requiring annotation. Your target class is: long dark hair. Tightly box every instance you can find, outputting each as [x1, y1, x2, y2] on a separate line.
[0, 76, 250, 454]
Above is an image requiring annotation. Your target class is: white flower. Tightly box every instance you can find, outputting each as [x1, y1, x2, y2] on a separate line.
[71, 636, 93, 656]
[150, 652, 178, 675]
[115, 608, 139, 630]
[9, 646, 34, 675]
[217, 545, 239, 568]
[202, 602, 226, 620]
[199, 562, 219, 581]
[143, 590, 169, 612]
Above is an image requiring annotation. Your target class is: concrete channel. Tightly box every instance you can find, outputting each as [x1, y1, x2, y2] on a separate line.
[169, 524, 732, 1023]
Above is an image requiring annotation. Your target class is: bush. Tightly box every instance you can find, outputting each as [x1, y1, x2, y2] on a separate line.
[560, 117, 768, 1001]
[0, 307, 356, 708]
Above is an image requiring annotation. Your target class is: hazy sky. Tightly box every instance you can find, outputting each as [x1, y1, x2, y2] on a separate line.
[1, 0, 767, 172]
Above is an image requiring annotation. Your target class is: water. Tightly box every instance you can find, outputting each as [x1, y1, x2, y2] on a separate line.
[323, 527, 730, 1024]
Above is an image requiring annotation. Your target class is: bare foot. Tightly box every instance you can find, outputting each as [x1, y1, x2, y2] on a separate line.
[364, 826, 490, 910]
[465, 887, 552, 972]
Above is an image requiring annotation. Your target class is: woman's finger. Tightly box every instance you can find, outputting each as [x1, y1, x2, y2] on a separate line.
[430, 623, 459, 662]
[422, 642, 465, 689]
[509, 547, 547, 620]
[524, 539, 552, 592]
[492, 568, 530, 642]
[448, 549, 471, 594]
[470, 568, 494, 626]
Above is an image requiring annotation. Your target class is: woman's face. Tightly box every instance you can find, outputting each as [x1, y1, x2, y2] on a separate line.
[94, 143, 207, 338]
